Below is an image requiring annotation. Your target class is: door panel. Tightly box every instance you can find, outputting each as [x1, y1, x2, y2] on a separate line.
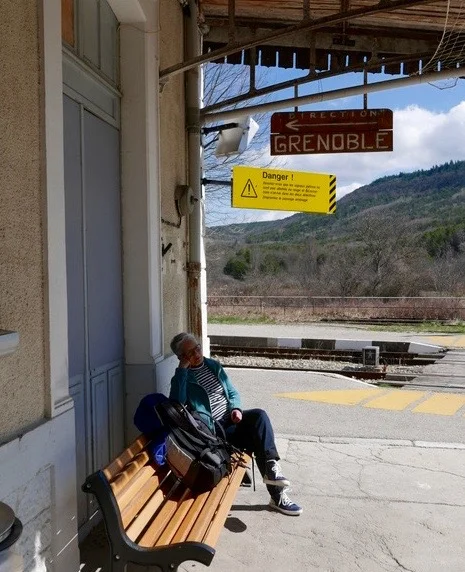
[63, 95, 124, 528]
[69, 377, 88, 527]
[91, 372, 110, 470]
[63, 96, 86, 379]
[108, 365, 124, 459]
[83, 110, 123, 371]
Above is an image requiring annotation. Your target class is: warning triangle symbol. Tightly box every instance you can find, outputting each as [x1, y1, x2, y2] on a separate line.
[241, 179, 258, 198]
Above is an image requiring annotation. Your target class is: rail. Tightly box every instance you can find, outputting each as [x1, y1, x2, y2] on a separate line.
[211, 344, 441, 365]
[207, 296, 465, 321]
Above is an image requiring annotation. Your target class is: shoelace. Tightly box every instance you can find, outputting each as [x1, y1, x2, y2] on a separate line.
[279, 487, 294, 506]
[270, 461, 285, 478]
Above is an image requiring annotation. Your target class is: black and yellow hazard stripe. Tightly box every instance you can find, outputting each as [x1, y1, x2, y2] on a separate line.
[329, 175, 336, 213]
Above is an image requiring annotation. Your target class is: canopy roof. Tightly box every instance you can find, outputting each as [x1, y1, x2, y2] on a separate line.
[201, 0, 463, 71]
[160, 0, 465, 119]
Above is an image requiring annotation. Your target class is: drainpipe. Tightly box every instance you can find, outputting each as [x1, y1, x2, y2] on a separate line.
[185, 0, 207, 347]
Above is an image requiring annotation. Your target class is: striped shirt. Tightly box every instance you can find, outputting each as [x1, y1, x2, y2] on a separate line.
[191, 362, 229, 421]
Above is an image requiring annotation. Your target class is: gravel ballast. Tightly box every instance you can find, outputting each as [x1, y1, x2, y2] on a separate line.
[213, 354, 426, 376]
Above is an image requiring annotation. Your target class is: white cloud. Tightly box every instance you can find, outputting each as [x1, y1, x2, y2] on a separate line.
[338, 182, 362, 198]
[229, 208, 296, 224]
[282, 102, 465, 191]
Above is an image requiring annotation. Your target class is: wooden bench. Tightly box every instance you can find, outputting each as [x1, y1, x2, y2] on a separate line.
[82, 434, 251, 572]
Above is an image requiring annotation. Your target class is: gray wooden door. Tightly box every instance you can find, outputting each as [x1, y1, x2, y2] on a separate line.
[63, 94, 124, 528]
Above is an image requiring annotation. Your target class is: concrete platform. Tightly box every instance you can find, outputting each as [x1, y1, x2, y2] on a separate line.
[207, 322, 465, 350]
[210, 334, 445, 354]
[79, 324, 465, 571]
[80, 436, 465, 572]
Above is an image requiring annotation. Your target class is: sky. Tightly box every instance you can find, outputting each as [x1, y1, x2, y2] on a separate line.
[204, 67, 465, 226]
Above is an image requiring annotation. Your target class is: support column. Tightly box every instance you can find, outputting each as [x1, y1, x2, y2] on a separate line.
[117, 0, 165, 432]
[186, 0, 208, 348]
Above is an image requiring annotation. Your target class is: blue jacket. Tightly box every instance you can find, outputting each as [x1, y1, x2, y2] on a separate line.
[169, 357, 242, 431]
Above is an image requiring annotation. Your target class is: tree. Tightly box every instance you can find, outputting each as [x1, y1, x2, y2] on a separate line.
[223, 247, 252, 280]
[350, 212, 417, 296]
[202, 63, 279, 227]
[423, 225, 464, 258]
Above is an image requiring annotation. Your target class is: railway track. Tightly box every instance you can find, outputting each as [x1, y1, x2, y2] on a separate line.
[210, 344, 443, 366]
[320, 318, 453, 325]
[210, 344, 450, 382]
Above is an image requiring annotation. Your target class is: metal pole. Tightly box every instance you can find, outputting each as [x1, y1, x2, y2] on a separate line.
[201, 66, 465, 123]
[186, 0, 205, 341]
[160, 0, 433, 79]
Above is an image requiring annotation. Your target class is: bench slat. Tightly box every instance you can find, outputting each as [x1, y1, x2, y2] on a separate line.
[186, 477, 230, 542]
[104, 435, 149, 481]
[120, 469, 166, 529]
[154, 492, 196, 546]
[170, 490, 211, 544]
[110, 451, 151, 496]
[126, 488, 166, 542]
[117, 465, 156, 513]
[138, 486, 191, 547]
[203, 458, 248, 546]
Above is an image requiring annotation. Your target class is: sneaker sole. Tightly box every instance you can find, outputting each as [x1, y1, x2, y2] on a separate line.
[268, 502, 303, 516]
[263, 478, 290, 487]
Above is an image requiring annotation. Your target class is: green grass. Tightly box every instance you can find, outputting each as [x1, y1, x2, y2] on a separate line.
[207, 316, 465, 333]
[208, 314, 277, 325]
[369, 321, 465, 334]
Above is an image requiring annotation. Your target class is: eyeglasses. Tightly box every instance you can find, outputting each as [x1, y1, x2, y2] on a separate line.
[183, 344, 201, 359]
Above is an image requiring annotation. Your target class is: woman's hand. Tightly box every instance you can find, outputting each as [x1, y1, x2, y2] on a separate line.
[231, 409, 242, 424]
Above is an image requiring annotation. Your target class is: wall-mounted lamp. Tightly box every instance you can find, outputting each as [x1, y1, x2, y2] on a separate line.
[202, 116, 259, 157]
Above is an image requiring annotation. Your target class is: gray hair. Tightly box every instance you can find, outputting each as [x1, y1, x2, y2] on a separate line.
[170, 332, 198, 356]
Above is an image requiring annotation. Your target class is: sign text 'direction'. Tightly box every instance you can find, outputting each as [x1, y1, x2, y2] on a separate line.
[271, 109, 393, 133]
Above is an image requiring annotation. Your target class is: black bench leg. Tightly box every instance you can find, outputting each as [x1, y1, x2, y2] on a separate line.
[110, 552, 184, 572]
[111, 560, 180, 572]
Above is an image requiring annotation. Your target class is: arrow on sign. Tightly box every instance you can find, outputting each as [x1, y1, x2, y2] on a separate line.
[285, 119, 383, 132]
[271, 110, 393, 134]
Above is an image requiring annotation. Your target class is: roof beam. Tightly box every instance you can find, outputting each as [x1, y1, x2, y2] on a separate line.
[201, 65, 465, 123]
[160, 0, 436, 80]
[201, 52, 430, 113]
[228, 0, 236, 42]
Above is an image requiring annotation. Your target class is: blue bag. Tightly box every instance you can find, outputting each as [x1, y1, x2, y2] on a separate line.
[133, 393, 170, 465]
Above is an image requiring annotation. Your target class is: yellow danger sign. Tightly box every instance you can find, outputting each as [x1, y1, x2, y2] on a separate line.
[232, 166, 336, 214]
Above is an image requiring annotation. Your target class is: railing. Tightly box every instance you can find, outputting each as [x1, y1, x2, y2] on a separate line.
[207, 296, 465, 321]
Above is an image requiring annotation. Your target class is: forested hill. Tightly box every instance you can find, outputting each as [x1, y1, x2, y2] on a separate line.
[207, 161, 465, 244]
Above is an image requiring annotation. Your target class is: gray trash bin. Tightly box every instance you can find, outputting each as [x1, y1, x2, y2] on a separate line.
[0, 502, 23, 572]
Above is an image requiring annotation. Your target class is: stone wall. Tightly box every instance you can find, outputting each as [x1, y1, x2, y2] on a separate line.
[0, 0, 46, 442]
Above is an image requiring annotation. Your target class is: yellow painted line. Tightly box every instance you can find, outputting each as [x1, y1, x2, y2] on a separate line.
[412, 393, 465, 415]
[276, 389, 465, 416]
[427, 335, 465, 348]
[363, 390, 426, 410]
[275, 388, 385, 405]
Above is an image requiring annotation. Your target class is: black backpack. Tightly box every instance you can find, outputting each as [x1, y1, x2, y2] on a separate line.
[155, 400, 234, 493]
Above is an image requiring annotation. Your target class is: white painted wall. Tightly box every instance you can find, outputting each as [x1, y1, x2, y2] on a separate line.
[0, 411, 79, 572]
[119, 0, 163, 366]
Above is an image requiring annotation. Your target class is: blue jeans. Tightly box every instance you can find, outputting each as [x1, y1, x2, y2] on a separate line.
[218, 408, 281, 498]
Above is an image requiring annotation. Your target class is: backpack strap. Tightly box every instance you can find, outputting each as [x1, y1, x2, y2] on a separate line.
[156, 400, 191, 432]
[156, 400, 218, 443]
